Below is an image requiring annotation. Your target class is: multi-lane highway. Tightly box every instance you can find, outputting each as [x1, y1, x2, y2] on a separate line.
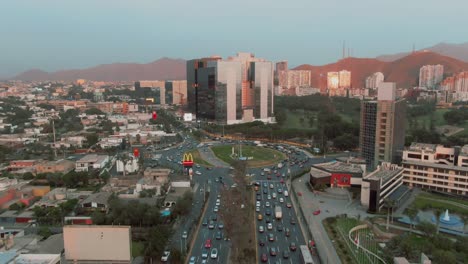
[149, 130, 349, 263]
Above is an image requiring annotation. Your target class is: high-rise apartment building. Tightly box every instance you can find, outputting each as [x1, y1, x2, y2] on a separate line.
[360, 82, 406, 170]
[327, 70, 351, 96]
[441, 71, 468, 102]
[419, 65, 444, 89]
[278, 70, 311, 89]
[187, 53, 274, 124]
[327, 72, 340, 90]
[276, 61, 288, 72]
[338, 70, 351, 88]
[365, 72, 384, 89]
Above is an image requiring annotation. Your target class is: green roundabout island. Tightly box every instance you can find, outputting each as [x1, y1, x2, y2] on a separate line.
[210, 144, 286, 168]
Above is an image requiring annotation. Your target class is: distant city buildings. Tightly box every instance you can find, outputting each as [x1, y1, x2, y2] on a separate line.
[187, 52, 274, 124]
[402, 143, 468, 196]
[360, 82, 406, 170]
[134, 80, 187, 105]
[327, 70, 351, 96]
[365, 72, 384, 89]
[276, 70, 312, 95]
[441, 71, 468, 102]
[419, 64, 444, 89]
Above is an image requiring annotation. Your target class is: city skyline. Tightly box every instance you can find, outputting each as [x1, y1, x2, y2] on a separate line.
[2, 0, 468, 78]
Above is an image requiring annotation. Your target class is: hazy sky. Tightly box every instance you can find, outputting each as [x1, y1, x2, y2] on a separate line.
[1, 0, 467, 78]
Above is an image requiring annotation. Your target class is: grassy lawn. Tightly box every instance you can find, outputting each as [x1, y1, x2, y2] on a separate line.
[132, 241, 144, 257]
[411, 192, 468, 216]
[211, 145, 286, 168]
[187, 149, 213, 167]
[419, 192, 468, 207]
[324, 217, 385, 264]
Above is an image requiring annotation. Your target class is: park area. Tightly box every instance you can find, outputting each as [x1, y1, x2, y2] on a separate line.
[210, 145, 285, 167]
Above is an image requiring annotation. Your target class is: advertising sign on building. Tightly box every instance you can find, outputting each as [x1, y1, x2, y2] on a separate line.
[183, 113, 193, 122]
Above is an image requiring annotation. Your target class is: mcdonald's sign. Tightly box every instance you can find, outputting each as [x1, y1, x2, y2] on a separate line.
[182, 153, 194, 168]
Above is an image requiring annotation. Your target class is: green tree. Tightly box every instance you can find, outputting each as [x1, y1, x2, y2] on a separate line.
[85, 108, 105, 115]
[417, 221, 437, 238]
[432, 249, 457, 264]
[38, 227, 52, 239]
[86, 134, 99, 147]
[406, 207, 418, 229]
[144, 226, 172, 260]
[91, 211, 107, 225]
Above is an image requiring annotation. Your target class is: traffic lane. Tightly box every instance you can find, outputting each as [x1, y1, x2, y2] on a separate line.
[189, 181, 230, 263]
[256, 181, 305, 263]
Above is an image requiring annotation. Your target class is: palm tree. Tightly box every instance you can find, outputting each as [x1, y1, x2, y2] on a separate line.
[406, 208, 418, 229]
[384, 198, 392, 231]
[434, 209, 442, 235]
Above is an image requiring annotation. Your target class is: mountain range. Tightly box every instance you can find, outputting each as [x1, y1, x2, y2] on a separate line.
[10, 42, 468, 88]
[294, 51, 468, 88]
[13, 58, 186, 82]
[376, 42, 468, 62]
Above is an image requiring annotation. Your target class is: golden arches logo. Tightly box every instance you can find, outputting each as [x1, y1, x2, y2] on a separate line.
[183, 153, 194, 163]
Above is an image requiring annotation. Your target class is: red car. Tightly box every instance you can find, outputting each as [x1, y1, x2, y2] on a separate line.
[280, 179, 284, 184]
[297, 192, 302, 196]
[313, 210, 321, 215]
[267, 175, 272, 180]
[286, 203, 292, 208]
[204, 239, 212, 248]
[261, 253, 268, 262]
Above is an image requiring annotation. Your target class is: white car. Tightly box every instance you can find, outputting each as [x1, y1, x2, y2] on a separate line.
[216, 199, 220, 206]
[270, 184, 274, 189]
[211, 248, 218, 259]
[265, 202, 270, 207]
[272, 193, 277, 199]
[267, 195, 271, 200]
[256, 201, 261, 207]
[202, 250, 209, 259]
[161, 251, 170, 262]
[214, 206, 219, 212]
[182, 231, 187, 239]
[256, 206, 260, 212]
[267, 223, 273, 230]
[189, 256, 196, 264]
[279, 197, 284, 203]
[259, 225, 264, 232]
[195, 171, 202, 175]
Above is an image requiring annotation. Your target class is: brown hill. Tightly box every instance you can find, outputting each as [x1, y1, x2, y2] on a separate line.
[294, 51, 468, 88]
[12, 58, 186, 81]
[377, 42, 468, 62]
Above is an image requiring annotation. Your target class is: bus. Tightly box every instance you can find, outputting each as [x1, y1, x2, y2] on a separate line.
[299, 245, 315, 264]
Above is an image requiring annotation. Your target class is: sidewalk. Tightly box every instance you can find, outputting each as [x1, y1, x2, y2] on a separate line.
[292, 175, 342, 264]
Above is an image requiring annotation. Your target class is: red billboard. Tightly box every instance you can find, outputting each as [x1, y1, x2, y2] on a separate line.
[133, 148, 140, 158]
[330, 173, 351, 187]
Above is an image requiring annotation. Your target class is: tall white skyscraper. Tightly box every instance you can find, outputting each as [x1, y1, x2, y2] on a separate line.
[187, 53, 274, 124]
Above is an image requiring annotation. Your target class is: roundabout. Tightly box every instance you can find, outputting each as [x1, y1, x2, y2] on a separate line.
[210, 144, 286, 168]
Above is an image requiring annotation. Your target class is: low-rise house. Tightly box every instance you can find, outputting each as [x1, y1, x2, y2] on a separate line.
[35, 159, 75, 175]
[79, 192, 111, 213]
[8, 160, 41, 173]
[75, 154, 109, 172]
